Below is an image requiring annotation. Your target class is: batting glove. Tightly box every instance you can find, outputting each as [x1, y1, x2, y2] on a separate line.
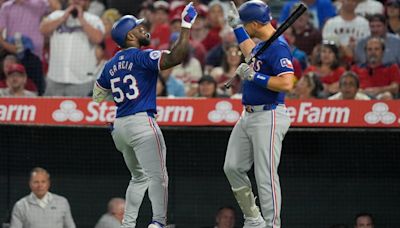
[236, 63, 255, 81]
[181, 2, 198, 29]
[227, 1, 242, 29]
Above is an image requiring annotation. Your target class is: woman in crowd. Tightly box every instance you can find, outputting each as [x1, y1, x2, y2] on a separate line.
[209, 43, 243, 97]
[304, 40, 345, 96]
[386, 0, 400, 36]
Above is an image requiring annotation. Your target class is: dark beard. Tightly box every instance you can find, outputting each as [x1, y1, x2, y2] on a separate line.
[367, 56, 378, 65]
[138, 33, 151, 47]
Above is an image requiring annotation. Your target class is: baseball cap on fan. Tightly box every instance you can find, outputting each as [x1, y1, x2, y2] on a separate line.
[386, 0, 400, 7]
[153, 0, 170, 11]
[5, 63, 26, 76]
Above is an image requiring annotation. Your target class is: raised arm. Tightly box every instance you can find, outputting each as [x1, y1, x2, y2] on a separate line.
[159, 2, 197, 70]
[227, 1, 256, 60]
[76, 5, 104, 44]
[40, 6, 75, 36]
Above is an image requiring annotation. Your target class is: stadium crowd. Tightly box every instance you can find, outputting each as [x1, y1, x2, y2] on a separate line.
[0, 0, 399, 100]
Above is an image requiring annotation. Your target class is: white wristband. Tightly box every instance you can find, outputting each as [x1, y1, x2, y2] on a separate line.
[181, 21, 192, 29]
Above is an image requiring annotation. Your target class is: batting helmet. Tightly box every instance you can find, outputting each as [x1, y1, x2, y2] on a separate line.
[238, 0, 272, 25]
[111, 15, 144, 47]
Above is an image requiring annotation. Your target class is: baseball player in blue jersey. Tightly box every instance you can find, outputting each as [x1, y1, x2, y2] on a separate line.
[91, 3, 197, 228]
[223, 1, 295, 228]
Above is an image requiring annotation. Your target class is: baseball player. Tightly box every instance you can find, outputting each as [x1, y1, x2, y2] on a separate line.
[223, 1, 295, 228]
[91, 3, 197, 228]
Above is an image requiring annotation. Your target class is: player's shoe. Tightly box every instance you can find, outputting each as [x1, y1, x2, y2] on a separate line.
[243, 215, 267, 228]
[148, 221, 165, 228]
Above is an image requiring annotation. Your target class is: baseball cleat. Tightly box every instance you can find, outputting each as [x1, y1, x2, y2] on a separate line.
[148, 221, 165, 228]
[243, 215, 267, 228]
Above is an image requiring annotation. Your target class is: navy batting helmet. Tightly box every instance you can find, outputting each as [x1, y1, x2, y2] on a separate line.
[111, 15, 144, 47]
[238, 0, 272, 25]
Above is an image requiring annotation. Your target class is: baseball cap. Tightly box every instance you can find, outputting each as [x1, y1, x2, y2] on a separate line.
[154, 0, 170, 11]
[386, 0, 400, 7]
[5, 63, 26, 76]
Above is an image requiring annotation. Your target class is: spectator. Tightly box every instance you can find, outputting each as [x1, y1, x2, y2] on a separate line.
[0, 54, 37, 93]
[213, 206, 236, 228]
[355, 14, 400, 65]
[196, 75, 226, 98]
[170, 39, 203, 96]
[94, 198, 125, 228]
[328, 71, 370, 100]
[9, 167, 75, 228]
[293, 72, 323, 99]
[386, 0, 400, 36]
[40, 0, 105, 96]
[190, 14, 208, 43]
[0, 63, 37, 97]
[290, 3, 322, 55]
[205, 29, 237, 74]
[202, 0, 226, 51]
[6, 35, 46, 95]
[279, 0, 337, 30]
[209, 43, 243, 96]
[322, 0, 370, 60]
[101, 8, 122, 59]
[304, 40, 346, 95]
[150, 1, 171, 49]
[355, 0, 384, 17]
[159, 68, 186, 97]
[0, 0, 57, 60]
[352, 37, 400, 99]
[138, 0, 154, 23]
[354, 212, 374, 228]
[87, 0, 105, 17]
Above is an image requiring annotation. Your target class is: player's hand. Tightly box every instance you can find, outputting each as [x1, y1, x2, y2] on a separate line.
[236, 63, 255, 81]
[228, 1, 241, 28]
[181, 2, 198, 29]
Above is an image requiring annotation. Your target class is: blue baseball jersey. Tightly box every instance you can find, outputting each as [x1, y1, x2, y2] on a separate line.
[96, 48, 163, 118]
[242, 36, 294, 105]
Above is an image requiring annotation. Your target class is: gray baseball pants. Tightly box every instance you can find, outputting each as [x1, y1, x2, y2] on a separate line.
[111, 112, 168, 227]
[224, 105, 290, 228]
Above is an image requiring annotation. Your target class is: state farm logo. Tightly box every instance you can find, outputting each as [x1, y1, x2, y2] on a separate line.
[208, 101, 239, 123]
[52, 100, 84, 122]
[364, 102, 397, 124]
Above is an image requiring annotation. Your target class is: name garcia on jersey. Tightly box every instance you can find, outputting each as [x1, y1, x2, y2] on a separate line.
[109, 60, 133, 77]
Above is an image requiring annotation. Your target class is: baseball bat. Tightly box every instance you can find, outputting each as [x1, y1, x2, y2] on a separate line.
[224, 3, 307, 89]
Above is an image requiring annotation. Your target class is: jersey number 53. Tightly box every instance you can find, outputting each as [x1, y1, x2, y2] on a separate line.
[110, 74, 139, 103]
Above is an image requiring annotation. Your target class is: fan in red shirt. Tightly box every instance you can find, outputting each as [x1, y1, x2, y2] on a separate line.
[150, 1, 171, 49]
[352, 37, 400, 99]
[304, 41, 345, 96]
[201, 1, 225, 51]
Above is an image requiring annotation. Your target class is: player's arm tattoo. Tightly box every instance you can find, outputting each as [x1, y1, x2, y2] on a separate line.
[159, 28, 191, 70]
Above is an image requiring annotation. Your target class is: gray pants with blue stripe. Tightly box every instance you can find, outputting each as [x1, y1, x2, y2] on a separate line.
[111, 112, 168, 227]
[224, 105, 290, 228]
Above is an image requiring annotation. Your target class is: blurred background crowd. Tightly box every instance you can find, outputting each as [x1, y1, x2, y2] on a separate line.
[0, 0, 399, 101]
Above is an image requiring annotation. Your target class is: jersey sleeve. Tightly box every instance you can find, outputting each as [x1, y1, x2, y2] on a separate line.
[134, 49, 164, 72]
[267, 43, 295, 76]
[95, 70, 111, 90]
